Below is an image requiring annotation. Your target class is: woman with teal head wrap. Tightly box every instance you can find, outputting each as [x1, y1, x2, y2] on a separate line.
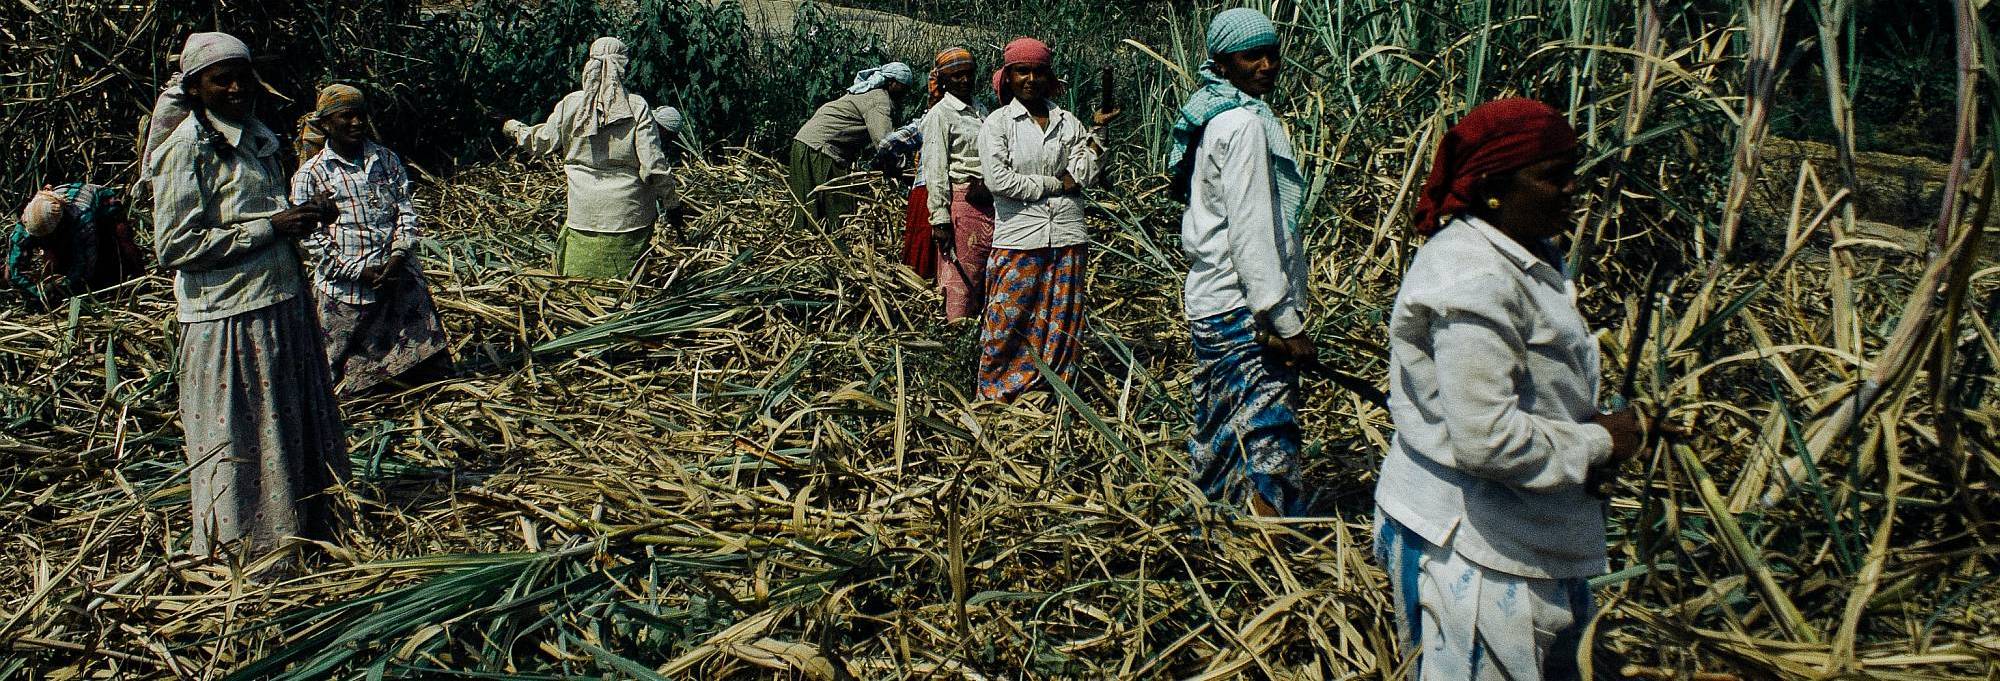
[1174, 7, 1321, 518]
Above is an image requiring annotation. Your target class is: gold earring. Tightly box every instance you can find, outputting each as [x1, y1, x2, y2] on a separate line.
[1486, 198, 1502, 209]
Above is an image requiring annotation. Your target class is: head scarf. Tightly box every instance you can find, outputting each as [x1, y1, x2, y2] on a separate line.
[313, 83, 366, 119]
[1168, 9, 1303, 232]
[575, 37, 637, 138]
[652, 106, 686, 135]
[847, 62, 915, 95]
[178, 32, 251, 79]
[1207, 7, 1280, 55]
[1412, 98, 1579, 236]
[993, 37, 1059, 103]
[20, 190, 65, 238]
[929, 47, 974, 107]
[296, 84, 368, 160]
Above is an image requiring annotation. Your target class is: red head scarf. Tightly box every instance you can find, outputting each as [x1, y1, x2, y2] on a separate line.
[931, 47, 973, 108]
[1412, 98, 1579, 236]
[993, 37, 1058, 103]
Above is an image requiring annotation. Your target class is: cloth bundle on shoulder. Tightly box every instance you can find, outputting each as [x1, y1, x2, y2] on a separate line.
[143, 32, 257, 168]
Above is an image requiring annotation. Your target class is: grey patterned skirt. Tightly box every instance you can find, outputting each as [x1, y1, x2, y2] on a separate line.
[177, 295, 348, 556]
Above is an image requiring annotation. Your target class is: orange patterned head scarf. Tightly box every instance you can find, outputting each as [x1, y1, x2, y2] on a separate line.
[930, 47, 974, 107]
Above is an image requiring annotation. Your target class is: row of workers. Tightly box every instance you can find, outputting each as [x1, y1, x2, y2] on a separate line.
[779, 10, 1656, 679]
[10, 9, 1658, 679]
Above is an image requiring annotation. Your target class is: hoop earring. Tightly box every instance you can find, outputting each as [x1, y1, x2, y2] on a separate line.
[1485, 198, 1502, 209]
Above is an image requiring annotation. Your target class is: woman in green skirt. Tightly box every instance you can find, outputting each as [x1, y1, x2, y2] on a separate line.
[789, 62, 914, 231]
[503, 37, 674, 279]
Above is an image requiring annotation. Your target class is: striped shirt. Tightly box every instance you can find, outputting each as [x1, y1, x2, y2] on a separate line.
[290, 140, 421, 305]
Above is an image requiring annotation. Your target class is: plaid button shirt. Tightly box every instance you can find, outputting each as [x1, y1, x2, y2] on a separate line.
[290, 140, 421, 305]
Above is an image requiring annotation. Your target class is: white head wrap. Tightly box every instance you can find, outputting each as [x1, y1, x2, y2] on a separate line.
[651, 106, 686, 134]
[20, 190, 66, 238]
[846, 62, 914, 95]
[574, 37, 637, 138]
[179, 32, 252, 79]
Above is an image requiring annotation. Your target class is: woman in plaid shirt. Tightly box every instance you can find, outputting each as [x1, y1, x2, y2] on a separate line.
[292, 84, 449, 395]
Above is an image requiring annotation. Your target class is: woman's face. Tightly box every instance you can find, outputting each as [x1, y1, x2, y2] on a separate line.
[322, 107, 371, 149]
[1007, 62, 1054, 104]
[187, 59, 256, 120]
[939, 62, 976, 100]
[1214, 45, 1282, 97]
[1491, 152, 1581, 239]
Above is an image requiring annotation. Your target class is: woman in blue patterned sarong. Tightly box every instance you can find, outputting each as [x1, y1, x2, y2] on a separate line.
[1174, 9, 1314, 516]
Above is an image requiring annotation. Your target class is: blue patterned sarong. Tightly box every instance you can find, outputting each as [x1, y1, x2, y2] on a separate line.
[1187, 307, 1308, 515]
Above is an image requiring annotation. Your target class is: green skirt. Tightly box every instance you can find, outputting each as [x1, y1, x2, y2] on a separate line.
[556, 226, 653, 280]
[787, 140, 857, 231]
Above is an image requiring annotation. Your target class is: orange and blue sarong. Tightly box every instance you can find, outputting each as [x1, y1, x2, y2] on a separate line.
[977, 245, 1086, 402]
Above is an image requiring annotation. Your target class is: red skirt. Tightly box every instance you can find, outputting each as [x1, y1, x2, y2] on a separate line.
[901, 185, 937, 279]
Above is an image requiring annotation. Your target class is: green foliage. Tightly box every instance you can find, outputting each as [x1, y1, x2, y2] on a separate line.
[621, 0, 757, 145]
[750, 2, 896, 148]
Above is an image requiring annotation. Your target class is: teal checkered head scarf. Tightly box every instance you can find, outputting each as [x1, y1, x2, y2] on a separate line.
[1167, 8, 1303, 235]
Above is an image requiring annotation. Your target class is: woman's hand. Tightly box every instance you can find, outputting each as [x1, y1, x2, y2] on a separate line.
[1092, 107, 1123, 127]
[1594, 407, 1646, 465]
[1270, 332, 1317, 366]
[364, 252, 407, 288]
[1057, 170, 1081, 194]
[273, 191, 336, 237]
[932, 225, 957, 261]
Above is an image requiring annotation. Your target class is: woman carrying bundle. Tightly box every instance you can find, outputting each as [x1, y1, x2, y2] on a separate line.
[975, 38, 1120, 402]
[148, 32, 349, 562]
[292, 84, 450, 396]
[1172, 9, 1314, 516]
[919, 46, 991, 320]
[789, 62, 914, 230]
[503, 37, 674, 280]
[1374, 98, 1649, 680]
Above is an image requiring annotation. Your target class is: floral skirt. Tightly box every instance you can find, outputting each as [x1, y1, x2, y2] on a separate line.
[937, 184, 996, 321]
[976, 245, 1085, 402]
[315, 269, 449, 396]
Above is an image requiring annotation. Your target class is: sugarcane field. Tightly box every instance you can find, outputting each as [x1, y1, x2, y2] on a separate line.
[1, 0, 1996, 678]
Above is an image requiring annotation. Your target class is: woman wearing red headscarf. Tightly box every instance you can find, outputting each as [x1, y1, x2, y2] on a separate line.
[1374, 98, 1646, 681]
[974, 37, 1121, 402]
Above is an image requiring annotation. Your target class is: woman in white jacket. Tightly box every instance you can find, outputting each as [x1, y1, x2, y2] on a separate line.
[503, 37, 673, 280]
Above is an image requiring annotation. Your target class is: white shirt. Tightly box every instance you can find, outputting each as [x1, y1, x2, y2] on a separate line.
[148, 113, 303, 322]
[978, 100, 1104, 250]
[918, 93, 987, 226]
[1179, 108, 1306, 337]
[1375, 216, 1615, 579]
[508, 91, 673, 234]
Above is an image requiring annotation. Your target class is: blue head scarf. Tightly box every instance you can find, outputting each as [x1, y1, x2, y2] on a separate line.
[1168, 9, 1303, 233]
[847, 62, 916, 95]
